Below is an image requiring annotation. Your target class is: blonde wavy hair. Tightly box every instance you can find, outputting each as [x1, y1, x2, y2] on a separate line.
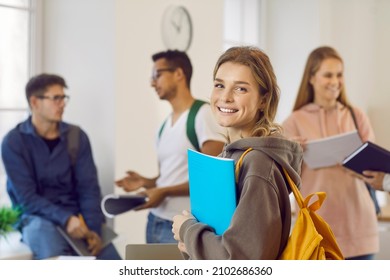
[213, 46, 281, 137]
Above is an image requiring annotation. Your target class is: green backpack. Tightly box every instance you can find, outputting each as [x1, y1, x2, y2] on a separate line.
[158, 99, 207, 152]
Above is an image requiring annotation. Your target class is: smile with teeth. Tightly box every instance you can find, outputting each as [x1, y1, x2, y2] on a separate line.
[218, 107, 238, 113]
[327, 87, 339, 92]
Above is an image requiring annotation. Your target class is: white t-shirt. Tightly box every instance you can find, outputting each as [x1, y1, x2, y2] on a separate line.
[150, 103, 226, 221]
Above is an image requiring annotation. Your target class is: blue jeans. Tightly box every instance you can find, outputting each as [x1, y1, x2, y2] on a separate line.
[146, 212, 177, 243]
[21, 215, 121, 260]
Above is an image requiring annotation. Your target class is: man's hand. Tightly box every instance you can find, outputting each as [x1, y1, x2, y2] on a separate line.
[115, 171, 145, 192]
[362, 170, 385, 191]
[67, 215, 103, 256]
[85, 231, 103, 256]
[66, 215, 88, 239]
[135, 188, 166, 210]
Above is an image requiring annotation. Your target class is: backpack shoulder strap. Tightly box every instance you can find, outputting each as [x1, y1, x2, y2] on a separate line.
[158, 117, 168, 141]
[187, 99, 207, 151]
[234, 148, 253, 184]
[67, 124, 81, 167]
[347, 106, 361, 138]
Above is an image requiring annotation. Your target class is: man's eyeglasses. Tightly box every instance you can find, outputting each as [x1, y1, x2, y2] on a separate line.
[151, 68, 175, 81]
[37, 95, 70, 104]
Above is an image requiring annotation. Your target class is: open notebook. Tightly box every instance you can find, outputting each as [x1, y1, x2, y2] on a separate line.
[125, 244, 183, 260]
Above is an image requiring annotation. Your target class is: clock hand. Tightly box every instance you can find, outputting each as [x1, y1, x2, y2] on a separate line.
[177, 11, 184, 31]
[171, 20, 181, 33]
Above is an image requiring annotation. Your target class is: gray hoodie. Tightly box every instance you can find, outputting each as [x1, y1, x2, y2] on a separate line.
[179, 134, 303, 259]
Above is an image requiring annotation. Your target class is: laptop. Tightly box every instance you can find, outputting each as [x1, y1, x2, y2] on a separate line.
[125, 243, 184, 260]
[57, 224, 118, 256]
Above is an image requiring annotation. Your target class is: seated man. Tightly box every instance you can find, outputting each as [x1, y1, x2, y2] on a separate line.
[1, 73, 121, 259]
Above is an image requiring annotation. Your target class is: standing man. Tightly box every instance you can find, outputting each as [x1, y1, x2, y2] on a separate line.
[1, 73, 121, 259]
[116, 50, 225, 243]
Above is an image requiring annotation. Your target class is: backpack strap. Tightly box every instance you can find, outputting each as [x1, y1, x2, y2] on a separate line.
[67, 124, 81, 167]
[186, 99, 207, 151]
[347, 106, 361, 139]
[158, 99, 207, 152]
[158, 119, 167, 139]
[234, 148, 308, 206]
[234, 148, 253, 183]
[282, 168, 326, 211]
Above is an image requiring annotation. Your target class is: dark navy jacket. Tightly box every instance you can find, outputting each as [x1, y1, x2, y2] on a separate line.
[1, 117, 104, 234]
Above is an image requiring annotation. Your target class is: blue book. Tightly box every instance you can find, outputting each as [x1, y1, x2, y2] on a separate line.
[187, 149, 236, 235]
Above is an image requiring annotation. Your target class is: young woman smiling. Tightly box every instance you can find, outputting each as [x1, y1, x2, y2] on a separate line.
[172, 46, 303, 260]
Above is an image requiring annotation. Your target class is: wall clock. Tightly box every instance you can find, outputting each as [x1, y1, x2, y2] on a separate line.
[161, 5, 193, 51]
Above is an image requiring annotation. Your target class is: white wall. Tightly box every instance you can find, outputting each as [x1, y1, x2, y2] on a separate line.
[265, 0, 322, 122]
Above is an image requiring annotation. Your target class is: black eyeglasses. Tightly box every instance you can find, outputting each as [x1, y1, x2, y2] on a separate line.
[37, 94, 70, 104]
[151, 68, 175, 81]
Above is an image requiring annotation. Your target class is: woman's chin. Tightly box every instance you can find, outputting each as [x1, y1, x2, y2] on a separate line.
[216, 119, 232, 128]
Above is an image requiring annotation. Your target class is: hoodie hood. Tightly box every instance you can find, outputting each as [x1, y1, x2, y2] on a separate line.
[222, 134, 303, 187]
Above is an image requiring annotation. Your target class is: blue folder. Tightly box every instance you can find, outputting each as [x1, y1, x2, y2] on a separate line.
[187, 149, 237, 235]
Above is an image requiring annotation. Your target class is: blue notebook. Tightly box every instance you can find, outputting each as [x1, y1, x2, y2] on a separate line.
[187, 149, 236, 235]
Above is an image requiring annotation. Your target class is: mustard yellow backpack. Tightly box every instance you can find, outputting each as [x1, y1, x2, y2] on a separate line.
[235, 148, 344, 260]
[279, 168, 344, 260]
